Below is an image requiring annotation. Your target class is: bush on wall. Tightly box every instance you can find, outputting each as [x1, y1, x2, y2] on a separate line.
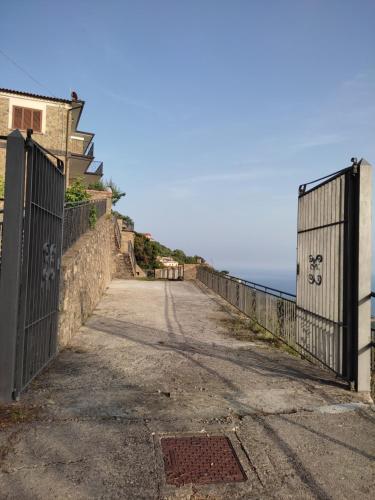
[65, 178, 90, 204]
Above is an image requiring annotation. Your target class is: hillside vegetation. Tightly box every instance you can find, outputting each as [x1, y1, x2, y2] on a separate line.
[134, 233, 204, 269]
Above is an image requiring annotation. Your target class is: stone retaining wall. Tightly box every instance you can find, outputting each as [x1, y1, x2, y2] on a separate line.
[183, 264, 204, 280]
[58, 215, 116, 348]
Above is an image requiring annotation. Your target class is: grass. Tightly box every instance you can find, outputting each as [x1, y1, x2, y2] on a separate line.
[219, 315, 299, 357]
[0, 404, 40, 429]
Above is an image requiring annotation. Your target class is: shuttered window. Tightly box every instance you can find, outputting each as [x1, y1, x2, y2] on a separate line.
[12, 106, 42, 133]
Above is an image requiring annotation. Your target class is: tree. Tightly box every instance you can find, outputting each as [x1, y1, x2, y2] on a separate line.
[133, 233, 205, 270]
[105, 178, 126, 206]
[172, 249, 187, 264]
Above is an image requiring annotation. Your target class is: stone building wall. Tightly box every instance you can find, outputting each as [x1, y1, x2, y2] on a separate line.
[0, 97, 10, 137]
[0, 97, 10, 178]
[58, 215, 117, 348]
[0, 96, 69, 152]
[0, 94, 70, 179]
[43, 104, 69, 154]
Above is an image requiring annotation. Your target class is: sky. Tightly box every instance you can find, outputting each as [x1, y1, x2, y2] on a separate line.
[1, 0, 375, 280]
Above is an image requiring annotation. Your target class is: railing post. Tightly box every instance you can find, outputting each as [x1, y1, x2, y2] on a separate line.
[0, 131, 26, 401]
[356, 160, 372, 393]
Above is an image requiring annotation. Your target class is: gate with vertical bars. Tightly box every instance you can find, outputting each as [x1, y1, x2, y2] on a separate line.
[0, 130, 65, 400]
[296, 162, 359, 381]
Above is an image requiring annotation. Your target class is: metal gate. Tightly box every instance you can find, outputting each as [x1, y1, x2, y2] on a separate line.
[296, 162, 359, 381]
[0, 130, 65, 400]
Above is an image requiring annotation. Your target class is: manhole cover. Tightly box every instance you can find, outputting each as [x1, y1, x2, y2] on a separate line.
[161, 435, 246, 486]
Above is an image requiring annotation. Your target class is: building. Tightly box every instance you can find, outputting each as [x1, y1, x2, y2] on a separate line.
[157, 256, 179, 268]
[0, 88, 103, 186]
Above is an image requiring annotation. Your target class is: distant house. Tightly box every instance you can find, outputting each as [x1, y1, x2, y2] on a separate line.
[0, 88, 103, 186]
[143, 232, 153, 240]
[157, 256, 179, 268]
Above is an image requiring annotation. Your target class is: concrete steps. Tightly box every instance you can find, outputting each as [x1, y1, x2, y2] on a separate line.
[114, 252, 135, 279]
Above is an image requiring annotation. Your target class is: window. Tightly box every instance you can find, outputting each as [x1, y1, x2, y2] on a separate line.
[12, 106, 42, 133]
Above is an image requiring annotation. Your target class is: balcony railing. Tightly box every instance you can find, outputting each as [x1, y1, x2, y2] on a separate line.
[85, 160, 103, 176]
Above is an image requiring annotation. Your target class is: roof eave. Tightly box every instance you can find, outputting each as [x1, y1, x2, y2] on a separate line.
[0, 87, 72, 104]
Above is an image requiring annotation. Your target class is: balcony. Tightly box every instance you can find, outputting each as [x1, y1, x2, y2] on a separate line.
[68, 138, 103, 185]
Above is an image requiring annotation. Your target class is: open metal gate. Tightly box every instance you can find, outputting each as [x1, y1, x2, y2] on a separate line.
[0, 130, 65, 400]
[296, 162, 360, 382]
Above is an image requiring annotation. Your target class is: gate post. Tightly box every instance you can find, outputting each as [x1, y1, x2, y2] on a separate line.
[0, 130, 26, 402]
[356, 159, 372, 393]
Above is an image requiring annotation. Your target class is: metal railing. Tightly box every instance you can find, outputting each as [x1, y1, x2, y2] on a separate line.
[85, 160, 103, 176]
[114, 218, 122, 250]
[127, 240, 136, 275]
[197, 267, 297, 349]
[63, 199, 107, 253]
[123, 220, 134, 231]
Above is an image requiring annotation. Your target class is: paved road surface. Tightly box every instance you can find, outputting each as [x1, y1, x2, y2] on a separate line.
[0, 280, 374, 499]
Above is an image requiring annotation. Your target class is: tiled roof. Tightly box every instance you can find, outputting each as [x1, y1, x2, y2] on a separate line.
[0, 88, 72, 104]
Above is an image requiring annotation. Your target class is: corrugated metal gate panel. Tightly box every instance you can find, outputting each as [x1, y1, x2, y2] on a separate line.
[296, 169, 355, 376]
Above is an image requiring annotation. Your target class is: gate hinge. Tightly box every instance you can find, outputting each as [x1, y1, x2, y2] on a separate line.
[12, 389, 20, 401]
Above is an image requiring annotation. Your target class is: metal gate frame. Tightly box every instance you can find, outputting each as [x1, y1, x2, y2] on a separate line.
[0, 130, 65, 401]
[296, 159, 372, 391]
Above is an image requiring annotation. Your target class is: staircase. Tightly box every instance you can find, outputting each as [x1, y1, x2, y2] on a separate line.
[113, 218, 137, 279]
[115, 252, 135, 279]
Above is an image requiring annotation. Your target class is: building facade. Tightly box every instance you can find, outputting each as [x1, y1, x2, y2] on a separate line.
[157, 256, 179, 268]
[0, 88, 103, 186]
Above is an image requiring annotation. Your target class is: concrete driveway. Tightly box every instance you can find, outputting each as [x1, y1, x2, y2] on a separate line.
[0, 279, 374, 499]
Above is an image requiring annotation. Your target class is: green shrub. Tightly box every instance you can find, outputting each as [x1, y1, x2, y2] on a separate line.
[89, 205, 98, 229]
[88, 180, 106, 191]
[65, 178, 90, 204]
[112, 210, 134, 227]
[134, 232, 204, 269]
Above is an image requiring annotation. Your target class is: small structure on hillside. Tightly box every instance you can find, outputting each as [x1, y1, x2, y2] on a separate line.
[157, 256, 179, 268]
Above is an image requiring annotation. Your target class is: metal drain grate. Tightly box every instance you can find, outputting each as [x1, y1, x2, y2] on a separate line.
[161, 435, 246, 486]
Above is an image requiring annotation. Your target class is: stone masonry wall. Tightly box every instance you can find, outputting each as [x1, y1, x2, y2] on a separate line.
[183, 264, 203, 280]
[58, 215, 117, 348]
[0, 97, 69, 152]
[0, 95, 70, 179]
[0, 97, 9, 178]
[0, 97, 10, 137]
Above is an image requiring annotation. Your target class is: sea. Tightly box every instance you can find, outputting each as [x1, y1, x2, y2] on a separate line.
[229, 268, 375, 315]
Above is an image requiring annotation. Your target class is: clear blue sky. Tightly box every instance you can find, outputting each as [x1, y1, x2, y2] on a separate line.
[1, 0, 374, 277]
